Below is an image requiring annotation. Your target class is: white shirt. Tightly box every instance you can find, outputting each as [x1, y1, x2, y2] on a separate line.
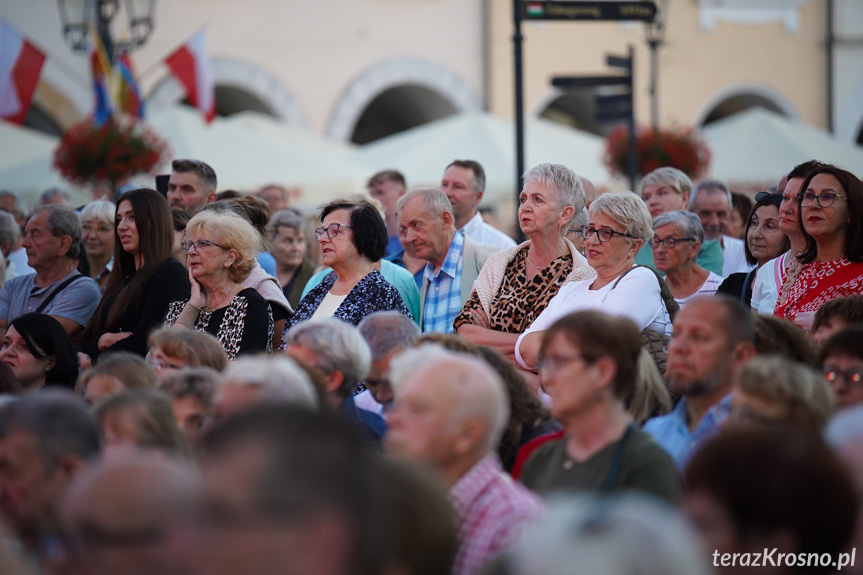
[311, 291, 347, 319]
[7, 247, 33, 278]
[721, 235, 755, 278]
[515, 266, 671, 370]
[675, 271, 724, 308]
[461, 212, 517, 251]
[751, 251, 788, 315]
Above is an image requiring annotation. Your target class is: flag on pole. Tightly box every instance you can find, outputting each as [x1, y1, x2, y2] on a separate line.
[88, 24, 113, 125]
[165, 28, 215, 123]
[0, 19, 46, 125]
[115, 52, 144, 118]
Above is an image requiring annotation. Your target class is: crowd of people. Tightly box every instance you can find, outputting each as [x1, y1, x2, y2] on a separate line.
[1, 155, 863, 575]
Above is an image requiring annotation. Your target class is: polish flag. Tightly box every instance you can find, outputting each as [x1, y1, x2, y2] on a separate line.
[165, 28, 215, 123]
[0, 20, 46, 125]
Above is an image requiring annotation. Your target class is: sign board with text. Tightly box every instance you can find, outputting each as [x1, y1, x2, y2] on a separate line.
[523, 1, 656, 21]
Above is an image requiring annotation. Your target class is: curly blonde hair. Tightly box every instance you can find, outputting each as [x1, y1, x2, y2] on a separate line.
[186, 210, 262, 282]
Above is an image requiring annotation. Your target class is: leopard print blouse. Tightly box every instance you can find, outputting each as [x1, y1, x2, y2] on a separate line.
[453, 248, 573, 333]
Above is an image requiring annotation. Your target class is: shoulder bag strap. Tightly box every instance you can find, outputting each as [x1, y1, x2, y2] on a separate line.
[610, 265, 680, 322]
[35, 273, 83, 314]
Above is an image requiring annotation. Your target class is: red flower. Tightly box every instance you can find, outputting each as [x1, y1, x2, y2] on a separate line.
[52, 118, 169, 188]
[604, 124, 710, 181]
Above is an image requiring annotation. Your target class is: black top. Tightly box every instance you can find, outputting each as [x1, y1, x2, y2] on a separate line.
[717, 269, 758, 307]
[82, 258, 190, 360]
[165, 287, 273, 360]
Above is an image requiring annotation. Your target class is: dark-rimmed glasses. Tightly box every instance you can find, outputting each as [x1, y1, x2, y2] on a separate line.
[754, 191, 783, 208]
[315, 223, 352, 240]
[579, 225, 633, 243]
[648, 236, 695, 249]
[181, 239, 227, 254]
[798, 191, 847, 208]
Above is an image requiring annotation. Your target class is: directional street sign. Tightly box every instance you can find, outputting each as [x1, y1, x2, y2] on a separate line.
[551, 75, 630, 89]
[523, 1, 657, 22]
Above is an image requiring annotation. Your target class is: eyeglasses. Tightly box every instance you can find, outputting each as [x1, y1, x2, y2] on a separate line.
[579, 225, 633, 243]
[824, 368, 863, 387]
[798, 191, 847, 208]
[181, 239, 227, 254]
[537, 353, 587, 374]
[315, 223, 352, 240]
[648, 236, 695, 249]
[82, 223, 114, 233]
[754, 191, 783, 208]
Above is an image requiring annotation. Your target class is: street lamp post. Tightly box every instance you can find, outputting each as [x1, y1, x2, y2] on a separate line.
[56, 0, 155, 57]
[644, 0, 667, 128]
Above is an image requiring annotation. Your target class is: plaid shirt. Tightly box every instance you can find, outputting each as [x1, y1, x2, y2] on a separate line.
[422, 232, 464, 334]
[450, 455, 544, 575]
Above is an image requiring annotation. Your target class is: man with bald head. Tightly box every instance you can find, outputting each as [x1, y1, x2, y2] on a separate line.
[386, 347, 542, 575]
[58, 451, 201, 575]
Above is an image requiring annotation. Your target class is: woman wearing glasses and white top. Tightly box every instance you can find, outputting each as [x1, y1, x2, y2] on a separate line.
[165, 210, 273, 360]
[651, 211, 723, 307]
[775, 164, 863, 331]
[280, 199, 411, 341]
[516, 192, 672, 371]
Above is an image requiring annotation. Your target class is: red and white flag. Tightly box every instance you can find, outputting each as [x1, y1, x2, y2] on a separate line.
[0, 19, 46, 125]
[165, 28, 215, 123]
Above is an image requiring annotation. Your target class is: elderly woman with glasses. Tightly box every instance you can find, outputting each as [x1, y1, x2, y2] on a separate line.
[516, 192, 673, 371]
[775, 164, 863, 330]
[717, 192, 790, 307]
[164, 210, 273, 360]
[78, 200, 116, 293]
[279, 199, 411, 341]
[454, 163, 595, 361]
[651, 211, 723, 308]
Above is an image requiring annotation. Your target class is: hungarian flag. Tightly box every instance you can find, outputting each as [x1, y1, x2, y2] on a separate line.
[0, 19, 46, 125]
[89, 24, 113, 125]
[165, 28, 215, 123]
[115, 52, 144, 118]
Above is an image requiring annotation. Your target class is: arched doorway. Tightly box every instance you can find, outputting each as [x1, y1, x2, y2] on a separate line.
[350, 84, 458, 144]
[701, 94, 785, 126]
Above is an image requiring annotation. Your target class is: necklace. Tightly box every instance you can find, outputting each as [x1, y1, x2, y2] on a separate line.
[525, 252, 545, 269]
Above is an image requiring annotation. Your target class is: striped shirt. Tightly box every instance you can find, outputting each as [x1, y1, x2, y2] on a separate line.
[422, 231, 464, 334]
[675, 271, 724, 308]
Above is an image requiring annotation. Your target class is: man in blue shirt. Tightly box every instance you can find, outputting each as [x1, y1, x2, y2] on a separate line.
[644, 295, 756, 468]
[396, 188, 497, 334]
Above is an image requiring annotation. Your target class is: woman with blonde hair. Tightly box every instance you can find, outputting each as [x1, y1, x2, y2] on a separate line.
[146, 327, 229, 377]
[164, 210, 273, 360]
[75, 351, 156, 405]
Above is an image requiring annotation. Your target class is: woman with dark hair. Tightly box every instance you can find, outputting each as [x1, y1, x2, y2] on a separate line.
[80, 188, 190, 363]
[775, 165, 863, 330]
[0, 313, 78, 390]
[280, 199, 411, 338]
[519, 310, 680, 504]
[717, 192, 790, 306]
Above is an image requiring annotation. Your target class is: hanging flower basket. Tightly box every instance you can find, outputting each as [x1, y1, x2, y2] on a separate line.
[52, 118, 169, 190]
[604, 124, 711, 181]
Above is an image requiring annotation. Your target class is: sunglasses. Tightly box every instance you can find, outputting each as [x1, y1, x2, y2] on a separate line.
[754, 191, 783, 208]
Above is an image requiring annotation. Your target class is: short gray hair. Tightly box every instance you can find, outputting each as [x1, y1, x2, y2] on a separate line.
[0, 390, 100, 470]
[39, 187, 70, 205]
[639, 167, 693, 198]
[496, 493, 714, 575]
[269, 208, 305, 237]
[358, 311, 421, 363]
[33, 204, 82, 260]
[396, 187, 454, 221]
[79, 200, 116, 225]
[283, 318, 371, 396]
[523, 163, 585, 227]
[172, 159, 217, 194]
[220, 356, 318, 410]
[653, 210, 704, 245]
[570, 207, 589, 232]
[589, 192, 654, 242]
[689, 179, 732, 211]
[0, 210, 19, 249]
[390, 345, 510, 451]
